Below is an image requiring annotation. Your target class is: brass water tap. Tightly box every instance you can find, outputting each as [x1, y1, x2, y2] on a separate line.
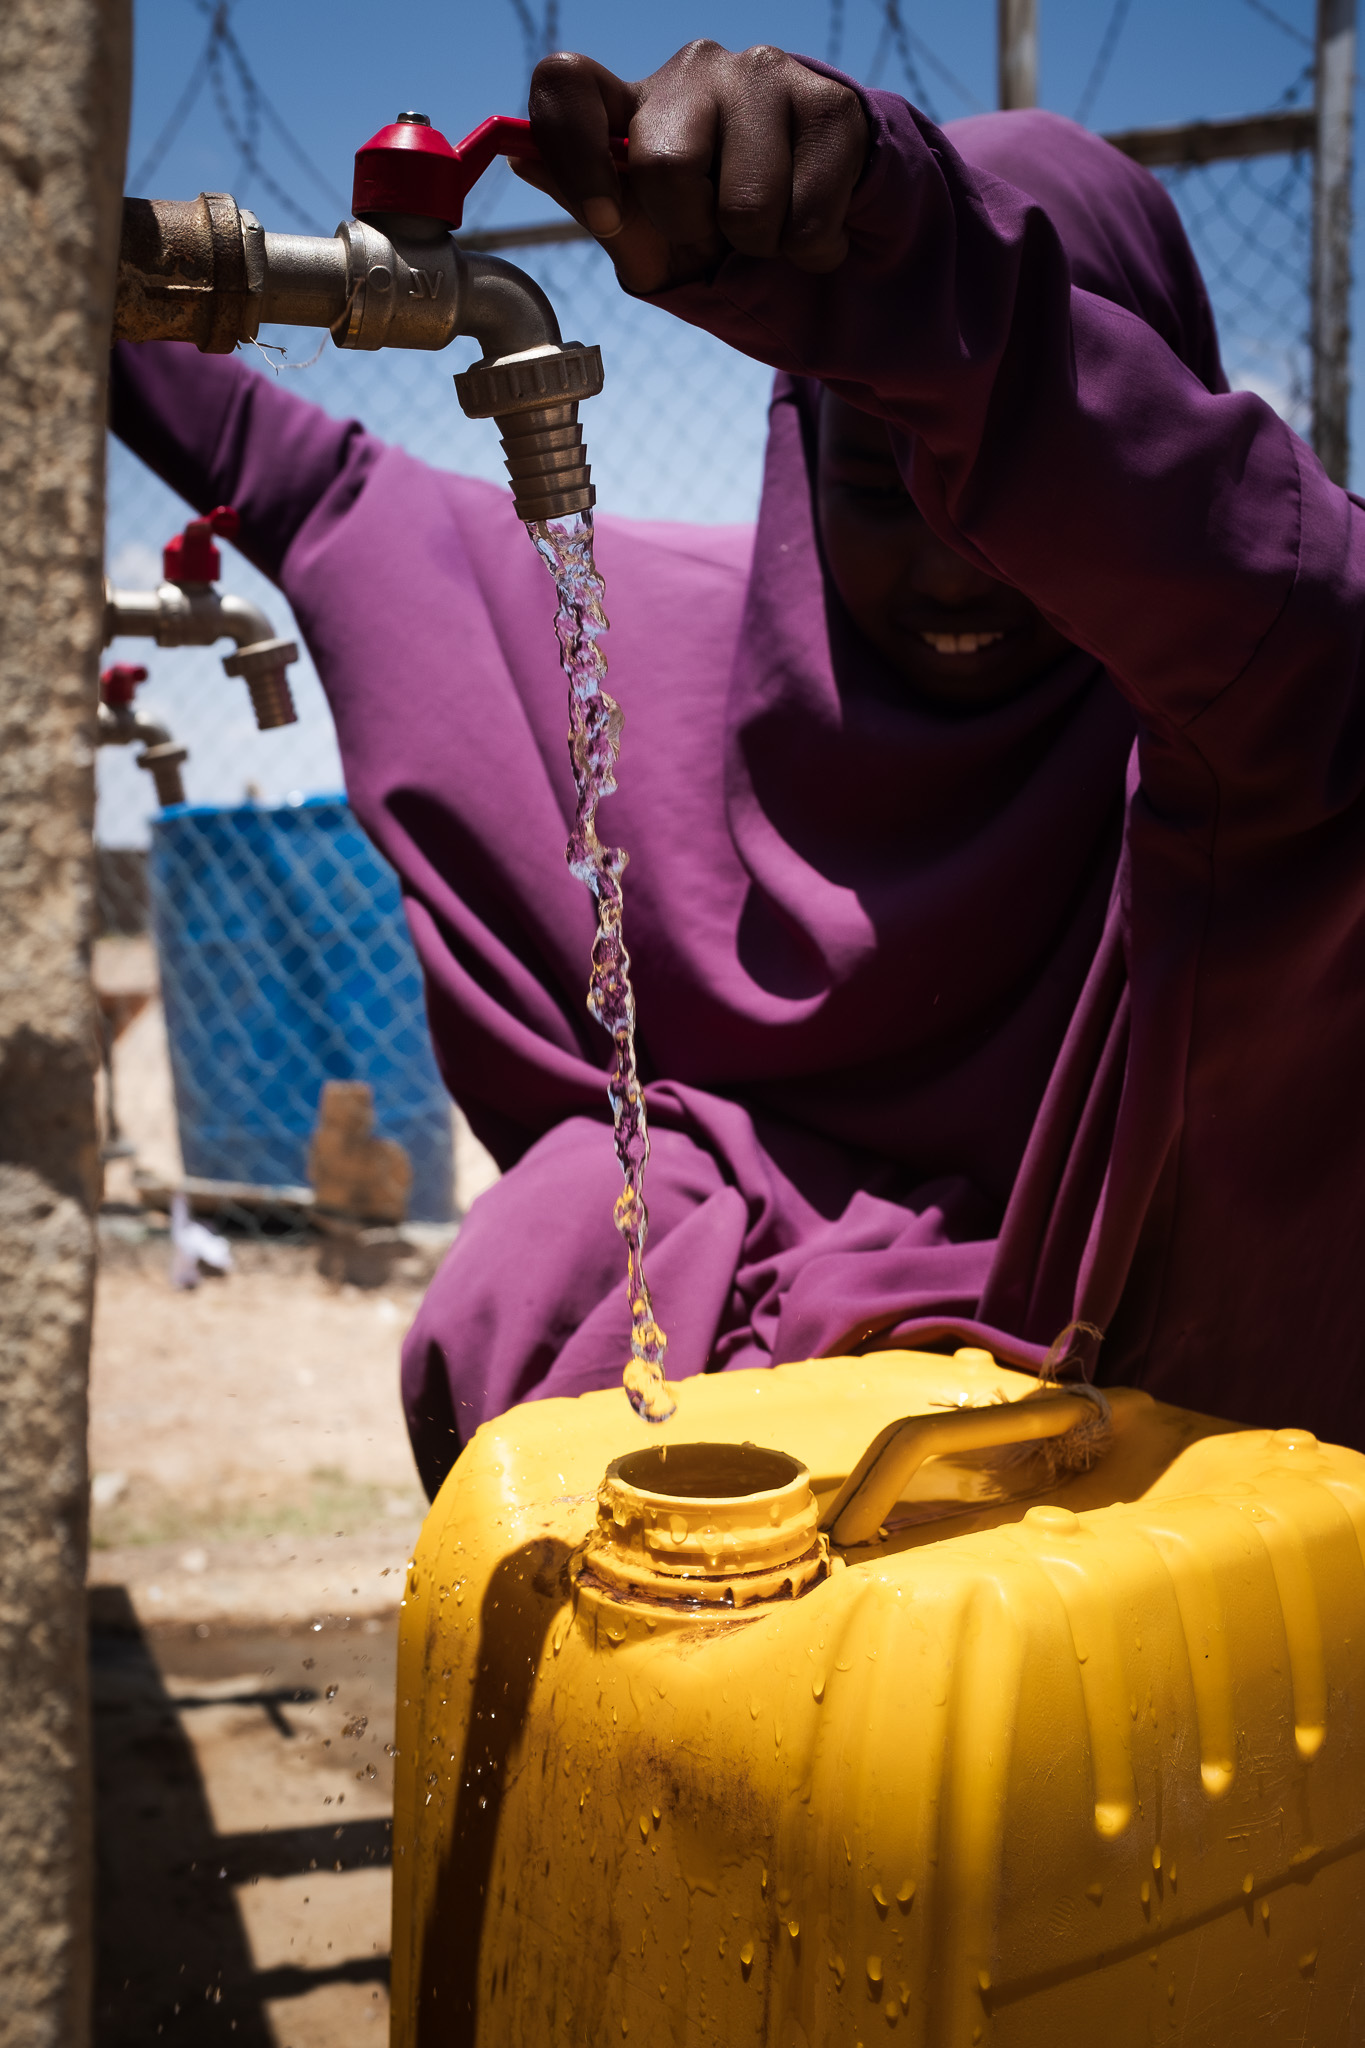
[113, 113, 616, 523]
[103, 506, 299, 730]
[97, 663, 189, 808]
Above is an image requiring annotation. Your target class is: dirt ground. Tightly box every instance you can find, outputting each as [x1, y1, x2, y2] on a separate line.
[88, 937, 500, 2045]
[90, 1236, 431, 1629]
[89, 1233, 426, 2045]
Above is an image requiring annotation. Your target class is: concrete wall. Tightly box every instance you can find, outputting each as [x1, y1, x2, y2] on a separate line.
[0, 5, 131, 2043]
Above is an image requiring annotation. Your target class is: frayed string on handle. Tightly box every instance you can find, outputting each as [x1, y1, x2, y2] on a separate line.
[990, 1322, 1113, 1487]
[1038, 1318, 1105, 1384]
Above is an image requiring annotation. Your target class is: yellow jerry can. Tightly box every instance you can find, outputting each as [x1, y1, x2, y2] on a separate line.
[390, 1351, 1365, 2046]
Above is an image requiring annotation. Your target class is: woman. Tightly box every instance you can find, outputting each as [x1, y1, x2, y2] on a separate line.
[113, 45, 1365, 1493]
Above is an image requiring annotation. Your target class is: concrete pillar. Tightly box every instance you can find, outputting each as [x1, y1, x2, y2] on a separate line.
[0, 4, 131, 2044]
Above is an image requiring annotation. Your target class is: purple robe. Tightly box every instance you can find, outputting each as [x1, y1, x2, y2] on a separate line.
[112, 96, 1365, 1495]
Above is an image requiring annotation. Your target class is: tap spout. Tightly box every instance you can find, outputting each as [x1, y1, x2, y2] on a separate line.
[452, 253, 603, 523]
[97, 702, 189, 808]
[457, 251, 561, 360]
[103, 580, 299, 731]
[112, 185, 605, 522]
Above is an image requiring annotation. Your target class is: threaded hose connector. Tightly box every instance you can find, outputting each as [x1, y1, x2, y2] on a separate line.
[138, 740, 188, 809]
[454, 342, 604, 522]
[246, 668, 298, 730]
[222, 636, 300, 729]
[497, 407, 594, 523]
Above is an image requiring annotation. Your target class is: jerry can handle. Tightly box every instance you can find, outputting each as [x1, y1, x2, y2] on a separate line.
[819, 1384, 1111, 1548]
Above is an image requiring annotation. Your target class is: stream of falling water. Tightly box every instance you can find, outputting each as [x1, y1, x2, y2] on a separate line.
[528, 510, 677, 1424]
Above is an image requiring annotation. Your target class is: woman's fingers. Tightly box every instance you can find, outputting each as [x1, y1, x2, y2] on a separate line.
[529, 53, 638, 239]
[783, 67, 870, 271]
[522, 43, 870, 292]
[711, 47, 795, 258]
[628, 46, 725, 255]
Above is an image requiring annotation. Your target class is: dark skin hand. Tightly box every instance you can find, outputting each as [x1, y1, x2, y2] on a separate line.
[518, 42, 1073, 708]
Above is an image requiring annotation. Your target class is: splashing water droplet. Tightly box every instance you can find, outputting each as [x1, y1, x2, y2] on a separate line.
[529, 511, 675, 1423]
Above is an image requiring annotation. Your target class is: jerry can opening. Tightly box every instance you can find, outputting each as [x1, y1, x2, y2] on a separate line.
[578, 1439, 830, 1609]
[612, 1440, 803, 1500]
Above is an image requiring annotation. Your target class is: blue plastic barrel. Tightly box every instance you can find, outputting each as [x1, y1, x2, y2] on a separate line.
[149, 795, 455, 1221]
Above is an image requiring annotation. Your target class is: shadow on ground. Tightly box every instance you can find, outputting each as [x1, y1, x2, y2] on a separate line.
[91, 1586, 395, 2045]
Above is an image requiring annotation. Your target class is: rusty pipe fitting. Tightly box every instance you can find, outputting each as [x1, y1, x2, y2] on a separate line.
[114, 195, 265, 353]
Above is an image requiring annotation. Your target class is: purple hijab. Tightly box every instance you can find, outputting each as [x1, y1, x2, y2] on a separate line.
[112, 98, 1365, 1491]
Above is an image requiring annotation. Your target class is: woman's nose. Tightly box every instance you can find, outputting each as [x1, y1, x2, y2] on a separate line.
[911, 539, 999, 607]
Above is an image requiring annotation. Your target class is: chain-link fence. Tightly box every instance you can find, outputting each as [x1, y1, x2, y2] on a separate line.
[101, 236, 773, 859]
[99, 110, 1327, 1214]
[149, 797, 455, 1217]
[1158, 146, 1314, 434]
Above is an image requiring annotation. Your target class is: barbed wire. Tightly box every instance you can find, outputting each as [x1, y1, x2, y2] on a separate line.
[1268, 60, 1317, 108]
[1074, 0, 1135, 127]
[129, 0, 349, 230]
[827, 0, 847, 68]
[870, 0, 984, 118]
[1239, 0, 1315, 49]
[507, 0, 561, 91]
[129, 28, 216, 190]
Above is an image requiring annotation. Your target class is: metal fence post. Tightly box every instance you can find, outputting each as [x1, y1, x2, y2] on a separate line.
[1313, 0, 1357, 483]
[999, 0, 1038, 110]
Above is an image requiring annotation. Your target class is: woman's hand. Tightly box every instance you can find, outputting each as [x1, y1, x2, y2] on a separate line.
[513, 42, 869, 295]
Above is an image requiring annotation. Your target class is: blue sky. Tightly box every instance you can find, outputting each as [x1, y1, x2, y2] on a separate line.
[127, 0, 1322, 214]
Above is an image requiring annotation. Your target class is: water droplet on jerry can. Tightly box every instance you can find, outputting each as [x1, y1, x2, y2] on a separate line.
[867, 1957, 883, 1985]
[740, 1939, 754, 1967]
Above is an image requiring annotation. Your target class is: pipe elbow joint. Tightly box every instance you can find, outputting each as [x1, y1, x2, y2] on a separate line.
[215, 596, 299, 728]
[452, 259, 605, 524]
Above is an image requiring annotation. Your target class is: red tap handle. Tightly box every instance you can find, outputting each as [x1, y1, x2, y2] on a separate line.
[163, 505, 239, 586]
[353, 114, 629, 229]
[456, 115, 630, 180]
[100, 663, 148, 707]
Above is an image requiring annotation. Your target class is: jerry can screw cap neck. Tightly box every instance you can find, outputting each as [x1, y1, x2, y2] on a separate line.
[582, 1441, 829, 1610]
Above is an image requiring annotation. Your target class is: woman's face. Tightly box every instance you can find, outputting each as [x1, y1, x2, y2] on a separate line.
[816, 392, 1072, 707]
